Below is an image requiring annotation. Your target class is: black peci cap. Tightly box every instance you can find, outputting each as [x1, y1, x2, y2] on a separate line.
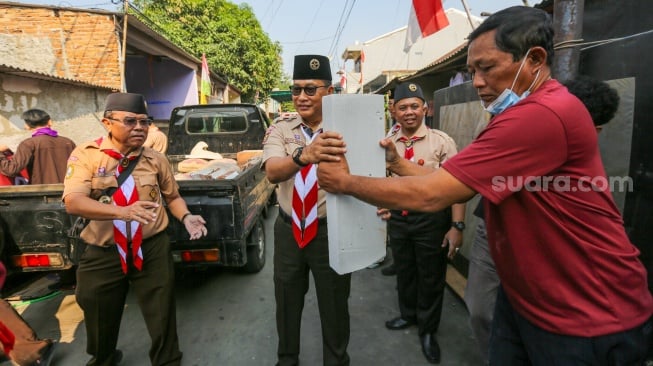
[393, 82, 425, 103]
[104, 93, 148, 114]
[293, 55, 332, 81]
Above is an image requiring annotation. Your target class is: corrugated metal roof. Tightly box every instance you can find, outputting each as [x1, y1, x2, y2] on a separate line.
[0, 1, 116, 15]
[0, 63, 115, 90]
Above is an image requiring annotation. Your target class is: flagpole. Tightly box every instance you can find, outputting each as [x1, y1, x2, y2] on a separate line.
[359, 49, 364, 94]
[460, 0, 476, 30]
[120, 0, 129, 92]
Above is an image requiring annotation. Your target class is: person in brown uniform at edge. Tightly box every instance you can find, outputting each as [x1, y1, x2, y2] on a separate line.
[143, 122, 168, 154]
[262, 55, 351, 366]
[0, 109, 75, 184]
[381, 82, 465, 364]
[63, 93, 208, 366]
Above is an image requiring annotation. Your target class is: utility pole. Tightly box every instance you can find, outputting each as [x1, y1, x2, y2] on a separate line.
[120, 0, 129, 92]
[552, 0, 584, 81]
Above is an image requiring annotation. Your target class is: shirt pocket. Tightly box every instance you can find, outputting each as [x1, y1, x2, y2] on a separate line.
[136, 174, 161, 202]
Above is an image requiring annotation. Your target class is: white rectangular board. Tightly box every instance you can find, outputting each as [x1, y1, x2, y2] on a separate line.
[322, 94, 387, 274]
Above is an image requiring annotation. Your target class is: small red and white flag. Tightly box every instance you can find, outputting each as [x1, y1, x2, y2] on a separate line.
[340, 72, 347, 91]
[359, 50, 365, 86]
[200, 53, 211, 104]
[404, 0, 450, 52]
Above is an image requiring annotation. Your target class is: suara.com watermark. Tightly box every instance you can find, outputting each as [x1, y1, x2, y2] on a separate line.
[491, 175, 634, 193]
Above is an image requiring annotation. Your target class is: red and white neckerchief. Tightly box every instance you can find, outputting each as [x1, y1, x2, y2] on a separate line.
[291, 125, 321, 248]
[398, 134, 425, 216]
[398, 135, 424, 162]
[101, 148, 143, 273]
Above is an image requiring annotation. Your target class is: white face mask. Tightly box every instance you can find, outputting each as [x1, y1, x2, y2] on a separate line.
[482, 49, 540, 115]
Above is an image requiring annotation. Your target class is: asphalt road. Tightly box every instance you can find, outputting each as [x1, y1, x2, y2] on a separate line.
[8, 206, 482, 365]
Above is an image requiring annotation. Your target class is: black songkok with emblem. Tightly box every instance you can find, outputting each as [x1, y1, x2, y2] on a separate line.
[104, 92, 149, 114]
[293, 55, 332, 81]
[393, 82, 425, 103]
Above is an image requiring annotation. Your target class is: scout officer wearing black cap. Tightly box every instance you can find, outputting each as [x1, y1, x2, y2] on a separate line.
[262, 55, 352, 365]
[63, 92, 208, 366]
[382, 82, 465, 364]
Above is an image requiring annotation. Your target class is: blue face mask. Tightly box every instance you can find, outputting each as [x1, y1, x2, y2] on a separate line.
[483, 49, 540, 116]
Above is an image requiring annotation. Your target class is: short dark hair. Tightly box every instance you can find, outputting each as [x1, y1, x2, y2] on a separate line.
[564, 76, 620, 127]
[468, 6, 554, 65]
[21, 109, 51, 128]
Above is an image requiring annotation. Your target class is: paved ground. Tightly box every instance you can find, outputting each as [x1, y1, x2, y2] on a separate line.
[9, 206, 483, 365]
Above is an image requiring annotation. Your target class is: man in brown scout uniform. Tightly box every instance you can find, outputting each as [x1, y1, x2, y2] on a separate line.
[382, 82, 465, 364]
[63, 92, 207, 366]
[262, 55, 351, 366]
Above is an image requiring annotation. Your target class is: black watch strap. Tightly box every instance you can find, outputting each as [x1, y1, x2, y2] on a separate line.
[292, 147, 308, 167]
[451, 221, 465, 231]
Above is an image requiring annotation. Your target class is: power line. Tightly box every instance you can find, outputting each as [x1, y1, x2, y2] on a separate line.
[326, 0, 350, 58]
[290, 0, 327, 60]
[259, 0, 275, 26]
[282, 35, 334, 45]
[327, 0, 357, 60]
[265, 0, 284, 30]
[298, 0, 326, 46]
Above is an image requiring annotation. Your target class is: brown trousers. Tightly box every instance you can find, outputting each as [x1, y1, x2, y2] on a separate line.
[0, 299, 52, 365]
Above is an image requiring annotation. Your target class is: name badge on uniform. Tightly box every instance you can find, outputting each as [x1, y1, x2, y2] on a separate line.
[98, 195, 112, 204]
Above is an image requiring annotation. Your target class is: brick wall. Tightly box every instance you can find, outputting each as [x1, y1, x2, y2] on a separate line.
[0, 5, 121, 90]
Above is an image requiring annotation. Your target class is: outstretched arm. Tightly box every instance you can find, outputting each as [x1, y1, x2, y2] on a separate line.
[318, 157, 476, 213]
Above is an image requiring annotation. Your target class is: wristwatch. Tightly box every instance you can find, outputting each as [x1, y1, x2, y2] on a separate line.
[451, 221, 466, 231]
[292, 147, 308, 167]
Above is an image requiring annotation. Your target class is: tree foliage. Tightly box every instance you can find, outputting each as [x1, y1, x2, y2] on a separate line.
[131, 0, 282, 102]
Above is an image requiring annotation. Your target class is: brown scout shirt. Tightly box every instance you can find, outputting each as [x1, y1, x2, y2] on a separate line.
[262, 114, 327, 218]
[389, 123, 458, 173]
[62, 137, 179, 246]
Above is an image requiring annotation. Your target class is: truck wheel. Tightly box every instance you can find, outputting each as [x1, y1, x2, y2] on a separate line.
[243, 218, 265, 273]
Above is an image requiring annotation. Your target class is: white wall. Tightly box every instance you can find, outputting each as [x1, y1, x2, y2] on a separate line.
[344, 8, 481, 93]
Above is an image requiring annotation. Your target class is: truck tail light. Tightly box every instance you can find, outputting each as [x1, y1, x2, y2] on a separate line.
[177, 249, 219, 263]
[11, 253, 65, 269]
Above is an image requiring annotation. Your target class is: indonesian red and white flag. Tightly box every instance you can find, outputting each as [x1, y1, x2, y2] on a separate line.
[403, 0, 450, 52]
[200, 53, 211, 104]
[340, 73, 347, 92]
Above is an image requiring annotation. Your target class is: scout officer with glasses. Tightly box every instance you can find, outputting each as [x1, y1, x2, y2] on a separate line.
[63, 92, 207, 366]
[262, 55, 352, 366]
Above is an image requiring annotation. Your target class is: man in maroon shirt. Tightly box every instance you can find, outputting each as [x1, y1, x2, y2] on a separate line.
[317, 6, 652, 365]
[0, 109, 75, 184]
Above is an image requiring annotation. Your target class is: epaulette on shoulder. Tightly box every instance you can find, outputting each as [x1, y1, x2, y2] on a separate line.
[79, 136, 103, 150]
[275, 112, 299, 124]
[386, 123, 401, 138]
[430, 128, 455, 143]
